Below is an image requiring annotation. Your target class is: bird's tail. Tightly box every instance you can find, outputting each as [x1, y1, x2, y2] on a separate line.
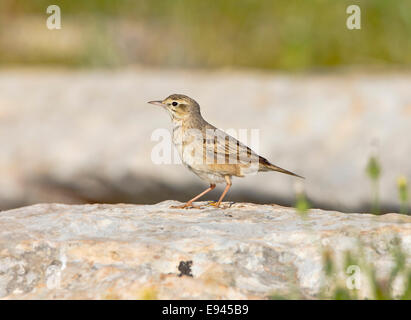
[258, 157, 304, 179]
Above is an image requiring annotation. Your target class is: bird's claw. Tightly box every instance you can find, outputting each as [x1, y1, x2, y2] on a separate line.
[207, 201, 221, 208]
[171, 203, 202, 209]
[207, 201, 235, 209]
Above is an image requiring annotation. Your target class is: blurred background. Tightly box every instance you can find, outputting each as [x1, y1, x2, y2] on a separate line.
[0, 0, 410, 213]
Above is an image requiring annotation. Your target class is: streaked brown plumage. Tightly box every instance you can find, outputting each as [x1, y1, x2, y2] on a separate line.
[148, 94, 303, 208]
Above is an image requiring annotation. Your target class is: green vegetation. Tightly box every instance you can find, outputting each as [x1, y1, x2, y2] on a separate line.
[295, 189, 310, 216]
[320, 242, 411, 300]
[366, 156, 381, 214]
[269, 238, 411, 300]
[397, 177, 409, 215]
[364, 156, 410, 215]
[1, 0, 410, 70]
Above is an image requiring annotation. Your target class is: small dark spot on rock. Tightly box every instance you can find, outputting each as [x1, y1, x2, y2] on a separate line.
[50, 260, 62, 267]
[178, 260, 193, 277]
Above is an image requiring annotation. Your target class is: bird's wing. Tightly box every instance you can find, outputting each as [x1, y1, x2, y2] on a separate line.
[200, 126, 304, 178]
[202, 127, 260, 166]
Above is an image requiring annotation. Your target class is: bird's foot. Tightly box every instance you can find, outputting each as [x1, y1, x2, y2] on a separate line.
[207, 201, 221, 208]
[171, 202, 202, 209]
[207, 201, 235, 209]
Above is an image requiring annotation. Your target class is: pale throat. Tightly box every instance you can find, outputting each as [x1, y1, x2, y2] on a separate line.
[170, 111, 191, 122]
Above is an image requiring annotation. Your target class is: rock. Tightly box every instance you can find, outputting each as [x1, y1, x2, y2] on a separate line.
[0, 201, 410, 299]
[0, 70, 411, 212]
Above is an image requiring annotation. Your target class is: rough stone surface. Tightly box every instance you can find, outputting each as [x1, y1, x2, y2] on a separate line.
[0, 201, 410, 299]
[0, 70, 411, 212]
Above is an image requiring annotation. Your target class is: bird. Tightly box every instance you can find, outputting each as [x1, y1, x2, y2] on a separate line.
[148, 94, 303, 209]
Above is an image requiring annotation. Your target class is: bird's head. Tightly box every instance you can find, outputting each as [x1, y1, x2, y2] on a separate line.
[148, 94, 201, 119]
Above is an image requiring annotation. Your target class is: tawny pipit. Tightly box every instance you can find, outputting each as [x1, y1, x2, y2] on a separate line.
[148, 94, 303, 208]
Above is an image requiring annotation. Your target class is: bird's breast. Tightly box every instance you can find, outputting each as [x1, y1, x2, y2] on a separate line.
[172, 122, 183, 147]
[171, 121, 205, 168]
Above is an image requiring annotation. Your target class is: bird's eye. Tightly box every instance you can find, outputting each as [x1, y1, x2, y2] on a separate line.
[172, 101, 178, 106]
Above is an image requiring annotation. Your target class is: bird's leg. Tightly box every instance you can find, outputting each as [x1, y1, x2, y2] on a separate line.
[172, 184, 216, 209]
[210, 176, 232, 208]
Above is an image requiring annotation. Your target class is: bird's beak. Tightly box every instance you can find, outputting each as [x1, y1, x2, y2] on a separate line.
[148, 100, 166, 107]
